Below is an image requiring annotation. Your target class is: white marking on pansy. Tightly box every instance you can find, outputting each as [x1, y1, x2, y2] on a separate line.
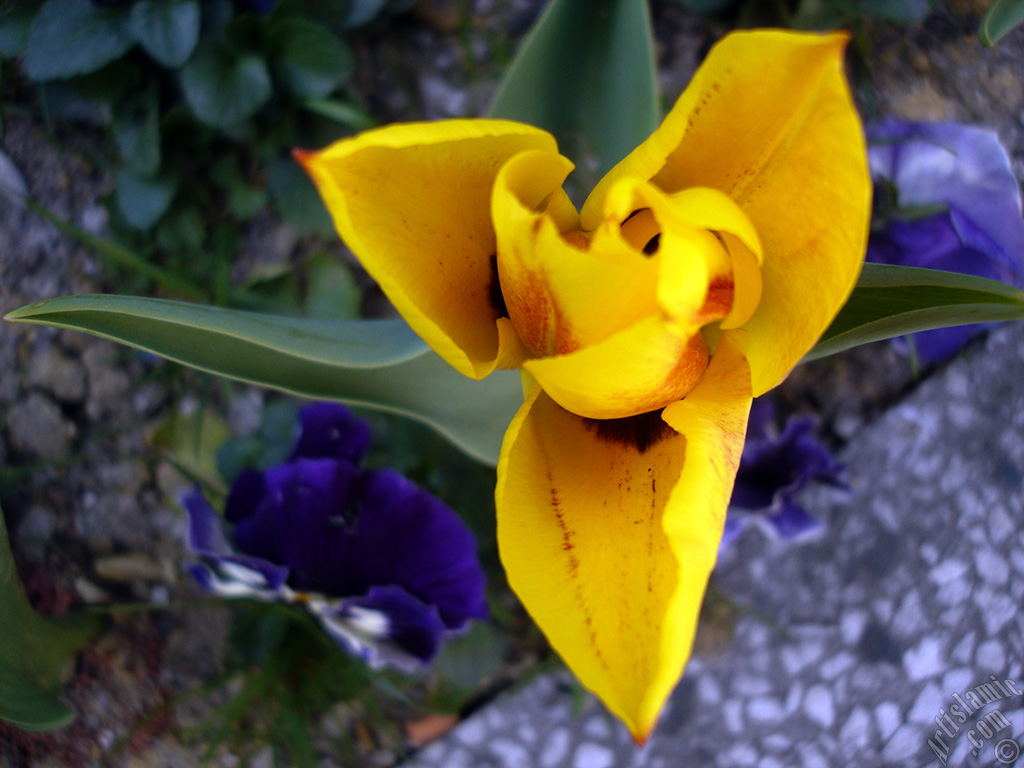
[219, 560, 274, 587]
[199, 568, 282, 600]
[344, 606, 390, 636]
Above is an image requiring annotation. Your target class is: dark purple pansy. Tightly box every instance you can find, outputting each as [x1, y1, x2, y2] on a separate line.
[867, 121, 1024, 363]
[724, 399, 843, 547]
[183, 402, 487, 670]
[243, 0, 277, 14]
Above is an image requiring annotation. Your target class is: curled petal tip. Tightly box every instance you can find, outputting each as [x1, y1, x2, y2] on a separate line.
[292, 147, 315, 171]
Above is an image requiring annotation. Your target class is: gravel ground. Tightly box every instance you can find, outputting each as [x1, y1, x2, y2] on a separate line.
[1, 1, 1023, 766]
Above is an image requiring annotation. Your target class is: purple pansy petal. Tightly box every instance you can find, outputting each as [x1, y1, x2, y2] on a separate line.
[224, 458, 486, 630]
[311, 585, 448, 671]
[227, 458, 362, 579]
[183, 401, 487, 667]
[728, 410, 842, 550]
[181, 485, 233, 556]
[732, 417, 842, 511]
[868, 121, 1024, 274]
[224, 468, 269, 525]
[341, 469, 489, 630]
[290, 402, 372, 465]
[245, 0, 277, 13]
[745, 398, 776, 443]
[181, 486, 291, 597]
[719, 514, 748, 550]
[765, 503, 824, 542]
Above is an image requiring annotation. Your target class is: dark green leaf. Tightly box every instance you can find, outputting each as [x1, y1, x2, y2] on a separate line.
[269, 18, 353, 100]
[344, 0, 389, 28]
[200, 0, 234, 38]
[487, 0, 658, 179]
[266, 156, 333, 235]
[305, 254, 361, 321]
[0, 4, 36, 57]
[0, 503, 103, 730]
[807, 264, 1024, 361]
[111, 82, 161, 175]
[128, 0, 201, 68]
[980, 0, 1024, 45]
[428, 623, 506, 712]
[676, 0, 737, 13]
[302, 97, 377, 131]
[115, 168, 179, 229]
[217, 400, 300, 483]
[5, 296, 522, 465]
[179, 41, 272, 127]
[23, 0, 134, 81]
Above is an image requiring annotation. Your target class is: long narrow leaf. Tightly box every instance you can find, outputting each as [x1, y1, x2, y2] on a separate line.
[0, 504, 103, 730]
[806, 263, 1024, 361]
[5, 296, 521, 465]
[487, 0, 658, 178]
[979, 0, 1024, 45]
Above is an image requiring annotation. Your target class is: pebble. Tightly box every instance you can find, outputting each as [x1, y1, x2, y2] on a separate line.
[975, 639, 1006, 671]
[541, 728, 571, 767]
[747, 696, 783, 724]
[93, 552, 172, 584]
[908, 682, 945, 724]
[903, 636, 945, 682]
[803, 685, 835, 728]
[874, 701, 902, 740]
[838, 707, 873, 750]
[573, 743, 614, 768]
[5, 392, 77, 458]
[27, 345, 86, 403]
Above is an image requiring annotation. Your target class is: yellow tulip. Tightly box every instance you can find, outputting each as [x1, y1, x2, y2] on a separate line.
[298, 29, 870, 743]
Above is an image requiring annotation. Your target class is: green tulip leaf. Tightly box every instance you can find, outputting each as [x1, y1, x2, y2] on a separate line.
[806, 263, 1024, 361]
[0, 503, 103, 730]
[487, 0, 658, 179]
[128, 0, 201, 68]
[979, 0, 1024, 45]
[0, 4, 34, 58]
[5, 296, 522, 465]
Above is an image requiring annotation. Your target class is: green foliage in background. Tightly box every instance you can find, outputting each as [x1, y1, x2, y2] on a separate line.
[0, 0, 412, 298]
[0, 502, 104, 730]
[669, 0, 940, 28]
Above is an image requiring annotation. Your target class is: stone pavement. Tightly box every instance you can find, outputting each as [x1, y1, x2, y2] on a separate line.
[401, 321, 1024, 768]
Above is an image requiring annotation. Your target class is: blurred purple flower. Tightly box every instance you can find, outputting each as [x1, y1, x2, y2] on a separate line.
[243, 0, 277, 14]
[867, 120, 1024, 363]
[183, 402, 487, 671]
[723, 400, 843, 547]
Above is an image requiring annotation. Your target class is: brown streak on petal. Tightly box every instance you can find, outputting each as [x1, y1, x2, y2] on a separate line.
[549, 471, 607, 669]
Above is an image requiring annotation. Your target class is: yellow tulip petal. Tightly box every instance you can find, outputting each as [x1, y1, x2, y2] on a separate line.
[493, 152, 660, 358]
[581, 30, 870, 393]
[298, 120, 557, 379]
[497, 338, 752, 742]
[523, 317, 708, 420]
